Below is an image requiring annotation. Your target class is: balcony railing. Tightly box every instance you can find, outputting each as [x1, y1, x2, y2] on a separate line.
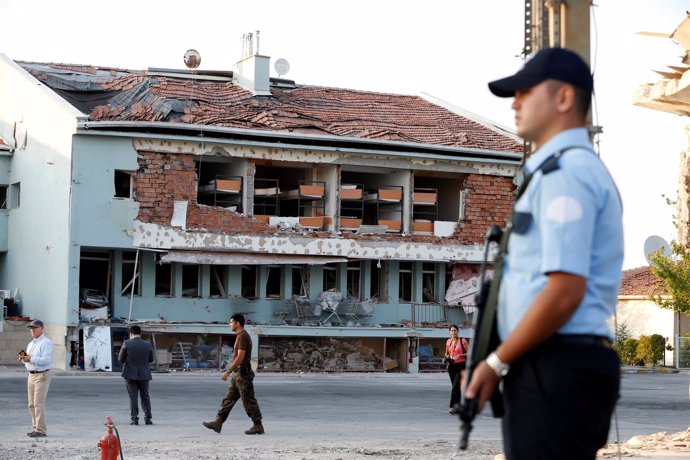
[410, 303, 477, 328]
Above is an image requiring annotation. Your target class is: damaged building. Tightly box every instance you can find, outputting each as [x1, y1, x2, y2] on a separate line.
[0, 36, 522, 373]
[634, 13, 690, 251]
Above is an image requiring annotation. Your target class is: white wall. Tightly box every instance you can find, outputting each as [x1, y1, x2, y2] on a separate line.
[0, 55, 82, 329]
[616, 298, 675, 365]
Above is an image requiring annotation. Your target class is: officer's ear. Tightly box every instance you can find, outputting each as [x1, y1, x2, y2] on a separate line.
[553, 83, 577, 115]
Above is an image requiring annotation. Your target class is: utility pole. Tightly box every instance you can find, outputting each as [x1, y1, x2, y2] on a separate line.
[523, 1, 599, 156]
[527, 0, 591, 61]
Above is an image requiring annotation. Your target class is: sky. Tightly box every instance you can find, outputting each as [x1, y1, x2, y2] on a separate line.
[1, 0, 689, 269]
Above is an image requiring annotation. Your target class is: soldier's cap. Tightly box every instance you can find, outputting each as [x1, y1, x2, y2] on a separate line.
[488, 47, 593, 98]
[27, 319, 44, 328]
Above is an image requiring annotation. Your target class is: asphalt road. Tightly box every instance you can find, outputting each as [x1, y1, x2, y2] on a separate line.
[614, 372, 690, 439]
[0, 366, 687, 459]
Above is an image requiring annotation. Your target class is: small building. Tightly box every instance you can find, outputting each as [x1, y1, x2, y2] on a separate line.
[617, 266, 690, 366]
[0, 38, 522, 372]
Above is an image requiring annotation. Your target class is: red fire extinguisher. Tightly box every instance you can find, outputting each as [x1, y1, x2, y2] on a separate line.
[97, 416, 123, 460]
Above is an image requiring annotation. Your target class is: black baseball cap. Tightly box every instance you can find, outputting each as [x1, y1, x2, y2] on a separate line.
[488, 47, 593, 98]
[27, 319, 44, 328]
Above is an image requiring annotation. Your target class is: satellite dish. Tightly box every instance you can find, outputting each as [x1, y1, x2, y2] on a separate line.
[184, 49, 201, 69]
[274, 58, 290, 77]
[644, 235, 672, 264]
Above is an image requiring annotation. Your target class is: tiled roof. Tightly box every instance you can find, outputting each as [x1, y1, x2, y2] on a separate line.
[618, 266, 668, 296]
[19, 62, 523, 152]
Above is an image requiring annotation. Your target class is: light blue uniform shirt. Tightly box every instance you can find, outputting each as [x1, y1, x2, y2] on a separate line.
[498, 127, 624, 341]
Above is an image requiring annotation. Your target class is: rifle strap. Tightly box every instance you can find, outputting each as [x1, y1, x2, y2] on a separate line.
[470, 148, 577, 368]
[483, 148, 573, 332]
[506, 146, 587, 243]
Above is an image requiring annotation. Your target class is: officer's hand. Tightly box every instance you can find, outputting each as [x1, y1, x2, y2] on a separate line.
[221, 370, 230, 381]
[463, 361, 500, 414]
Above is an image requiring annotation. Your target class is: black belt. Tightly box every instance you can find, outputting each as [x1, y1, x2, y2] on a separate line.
[551, 334, 612, 349]
[29, 369, 49, 374]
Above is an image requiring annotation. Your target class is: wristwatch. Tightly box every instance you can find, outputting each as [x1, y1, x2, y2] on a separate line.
[486, 352, 510, 378]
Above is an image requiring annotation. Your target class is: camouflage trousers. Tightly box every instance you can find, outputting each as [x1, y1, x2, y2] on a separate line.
[217, 368, 262, 424]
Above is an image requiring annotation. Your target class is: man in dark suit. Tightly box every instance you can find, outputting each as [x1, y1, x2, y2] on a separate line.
[118, 325, 154, 425]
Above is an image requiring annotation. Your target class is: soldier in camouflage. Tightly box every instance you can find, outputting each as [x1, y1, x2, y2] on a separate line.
[203, 313, 264, 435]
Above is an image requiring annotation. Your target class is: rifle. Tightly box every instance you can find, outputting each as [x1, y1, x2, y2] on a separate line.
[458, 224, 508, 450]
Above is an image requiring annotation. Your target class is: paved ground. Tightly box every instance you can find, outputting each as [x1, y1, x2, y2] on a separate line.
[0, 365, 687, 459]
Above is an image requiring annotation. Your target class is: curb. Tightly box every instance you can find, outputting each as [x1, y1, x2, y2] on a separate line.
[622, 367, 686, 374]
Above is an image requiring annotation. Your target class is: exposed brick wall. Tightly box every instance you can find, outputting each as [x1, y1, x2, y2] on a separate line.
[186, 206, 277, 234]
[136, 152, 197, 223]
[135, 151, 276, 235]
[455, 174, 515, 244]
[135, 152, 514, 243]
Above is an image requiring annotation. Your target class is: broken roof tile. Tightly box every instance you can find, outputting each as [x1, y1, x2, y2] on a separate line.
[18, 62, 523, 152]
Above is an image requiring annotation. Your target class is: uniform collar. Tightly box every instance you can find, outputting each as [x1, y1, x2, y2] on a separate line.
[524, 127, 591, 174]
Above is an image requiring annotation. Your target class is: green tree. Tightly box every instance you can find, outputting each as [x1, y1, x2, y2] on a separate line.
[614, 321, 631, 345]
[617, 338, 641, 366]
[635, 335, 655, 366]
[648, 240, 690, 314]
[650, 334, 666, 364]
[613, 322, 632, 363]
[634, 334, 667, 366]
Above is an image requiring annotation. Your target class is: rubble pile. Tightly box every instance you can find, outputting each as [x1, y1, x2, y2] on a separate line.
[258, 338, 383, 372]
[597, 427, 690, 458]
[624, 427, 690, 451]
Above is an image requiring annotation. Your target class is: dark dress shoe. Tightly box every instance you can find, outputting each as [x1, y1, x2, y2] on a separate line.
[130, 420, 139, 425]
[145, 420, 153, 425]
[28, 431, 46, 437]
[27, 431, 36, 436]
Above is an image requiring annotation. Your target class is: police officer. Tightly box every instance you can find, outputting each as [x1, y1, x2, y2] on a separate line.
[465, 48, 623, 460]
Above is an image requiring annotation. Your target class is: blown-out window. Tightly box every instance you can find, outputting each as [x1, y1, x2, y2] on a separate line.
[242, 265, 256, 299]
[422, 263, 436, 302]
[323, 264, 337, 291]
[155, 262, 173, 297]
[210, 265, 229, 298]
[292, 266, 308, 297]
[182, 265, 200, 298]
[114, 171, 134, 198]
[121, 251, 141, 296]
[347, 262, 361, 299]
[266, 266, 281, 299]
[399, 262, 412, 303]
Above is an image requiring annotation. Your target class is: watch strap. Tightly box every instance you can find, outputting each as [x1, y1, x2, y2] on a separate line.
[486, 351, 510, 378]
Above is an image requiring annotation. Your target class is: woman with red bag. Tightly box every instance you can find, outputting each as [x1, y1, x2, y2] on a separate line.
[445, 325, 468, 414]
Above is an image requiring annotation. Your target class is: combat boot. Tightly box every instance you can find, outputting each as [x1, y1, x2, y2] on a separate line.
[244, 422, 264, 435]
[202, 416, 224, 433]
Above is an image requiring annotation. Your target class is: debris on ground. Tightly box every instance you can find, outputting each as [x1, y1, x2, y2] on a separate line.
[598, 427, 690, 457]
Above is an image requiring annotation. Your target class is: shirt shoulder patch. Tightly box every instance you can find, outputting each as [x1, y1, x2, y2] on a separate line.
[545, 195, 583, 223]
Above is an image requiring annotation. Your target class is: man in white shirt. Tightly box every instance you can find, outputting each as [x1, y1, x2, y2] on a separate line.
[18, 319, 55, 437]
